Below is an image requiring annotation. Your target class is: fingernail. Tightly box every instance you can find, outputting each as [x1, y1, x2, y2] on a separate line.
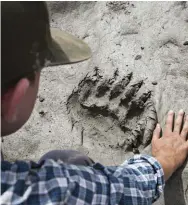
[157, 123, 160, 129]
[168, 110, 174, 114]
[179, 109, 184, 114]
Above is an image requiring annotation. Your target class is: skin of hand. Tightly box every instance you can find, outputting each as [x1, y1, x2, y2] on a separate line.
[152, 110, 188, 181]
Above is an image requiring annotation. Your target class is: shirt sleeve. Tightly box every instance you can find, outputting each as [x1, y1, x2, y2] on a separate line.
[1, 154, 165, 205]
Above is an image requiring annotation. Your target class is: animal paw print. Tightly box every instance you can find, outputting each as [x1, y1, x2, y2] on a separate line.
[67, 68, 157, 154]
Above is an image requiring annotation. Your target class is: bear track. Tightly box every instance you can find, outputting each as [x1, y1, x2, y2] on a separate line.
[66, 68, 157, 154]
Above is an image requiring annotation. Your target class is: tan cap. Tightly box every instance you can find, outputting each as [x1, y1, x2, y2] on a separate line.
[49, 28, 91, 66]
[2, 2, 91, 91]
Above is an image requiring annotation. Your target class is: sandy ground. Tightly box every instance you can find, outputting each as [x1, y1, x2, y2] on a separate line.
[3, 2, 188, 204]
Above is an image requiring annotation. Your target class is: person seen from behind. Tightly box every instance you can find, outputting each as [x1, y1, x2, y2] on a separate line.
[1, 2, 188, 205]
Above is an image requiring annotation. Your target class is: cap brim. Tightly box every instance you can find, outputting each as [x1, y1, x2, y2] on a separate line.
[47, 28, 92, 66]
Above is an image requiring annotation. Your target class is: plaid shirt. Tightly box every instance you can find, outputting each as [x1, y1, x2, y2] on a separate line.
[1, 154, 164, 205]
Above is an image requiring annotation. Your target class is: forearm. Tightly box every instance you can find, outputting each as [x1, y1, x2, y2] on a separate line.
[155, 156, 175, 181]
[64, 154, 165, 204]
[119, 154, 165, 204]
[1, 156, 165, 205]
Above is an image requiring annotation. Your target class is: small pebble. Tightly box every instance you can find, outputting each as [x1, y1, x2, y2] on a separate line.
[135, 55, 142, 60]
[39, 96, 45, 102]
[141, 47, 144, 50]
[39, 111, 45, 117]
[152, 81, 158, 85]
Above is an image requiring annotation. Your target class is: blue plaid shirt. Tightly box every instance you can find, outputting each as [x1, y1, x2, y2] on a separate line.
[1, 154, 165, 205]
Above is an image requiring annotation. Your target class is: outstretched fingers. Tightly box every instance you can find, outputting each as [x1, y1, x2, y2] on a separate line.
[152, 124, 161, 141]
[164, 110, 174, 136]
[184, 139, 188, 154]
[174, 109, 184, 134]
[181, 115, 188, 140]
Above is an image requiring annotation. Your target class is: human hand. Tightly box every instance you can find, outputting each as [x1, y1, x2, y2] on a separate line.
[152, 110, 188, 181]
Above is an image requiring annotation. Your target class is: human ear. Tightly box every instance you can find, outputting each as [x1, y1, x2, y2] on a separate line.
[1, 78, 30, 122]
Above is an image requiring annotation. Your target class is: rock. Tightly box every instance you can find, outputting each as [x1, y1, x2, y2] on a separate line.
[183, 41, 188, 45]
[38, 96, 45, 102]
[39, 111, 46, 117]
[152, 81, 158, 85]
[135, 55, 142, 60]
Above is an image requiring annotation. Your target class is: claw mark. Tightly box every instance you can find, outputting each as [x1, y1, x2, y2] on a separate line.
[108, 68, 119, 84]
[126, 91, 151, 119]
[96, 80, 111, 97]
[110, 72, 133, 99]
[78, 75, 99, 102]
[120, 80, 143, 106]
[93, 66, 102, 79]
[131, 91, 151, 109]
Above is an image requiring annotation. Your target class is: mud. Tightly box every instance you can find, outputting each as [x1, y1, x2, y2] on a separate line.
[3, 2, 188, 204]
[66, 68, 157, 154]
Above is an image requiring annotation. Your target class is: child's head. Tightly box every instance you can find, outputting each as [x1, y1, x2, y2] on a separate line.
[1, 2, 91, 136]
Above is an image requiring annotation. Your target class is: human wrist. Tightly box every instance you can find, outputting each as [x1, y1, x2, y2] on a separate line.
[155, 156, 175, 181]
